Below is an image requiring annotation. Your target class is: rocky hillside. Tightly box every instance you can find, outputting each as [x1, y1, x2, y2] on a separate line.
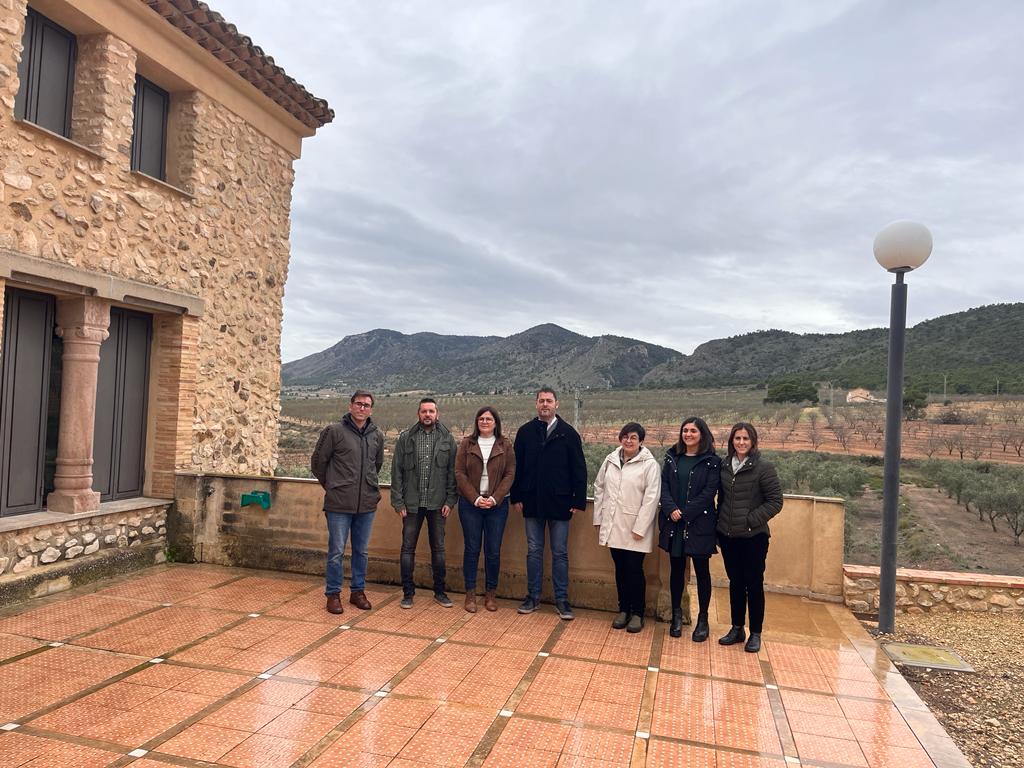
[283, 303, 1024, 394]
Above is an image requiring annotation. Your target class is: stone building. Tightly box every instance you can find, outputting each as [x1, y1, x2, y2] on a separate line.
[0, 0, 331, 584]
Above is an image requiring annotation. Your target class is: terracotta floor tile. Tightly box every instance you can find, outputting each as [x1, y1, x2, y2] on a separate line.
[0, 570, 966, 768]
[331, 719, 418, 756]
[793, 731, 869, 767]
[496, 717, 571, 752]
[860, 742, 937, 768]
[714, 752, 787, 768]
[219, 731, 310, 767]
[363, 697, 439, 728]
[645, 739, 717, 768]
[259, 707, 341, 743]
[778, 689, 844, 717]
[483, 745, 560, 767]
[848, 714, 922, 749]
[563, 726, 634, 761]
[242, 679, 317, 707]
[786, 709, 857, 740]
[556, 755, 630, 768]
[156, 722, 250, 761]
[201, 699, 288, 731]
[575, 698, 640, 729]
[396, 728, 481, 766]
[293, 686, 368, 716]
[309, 751, 392, 768]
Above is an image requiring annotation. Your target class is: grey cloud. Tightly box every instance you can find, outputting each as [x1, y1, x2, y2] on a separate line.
[213, 1, 1024, 363]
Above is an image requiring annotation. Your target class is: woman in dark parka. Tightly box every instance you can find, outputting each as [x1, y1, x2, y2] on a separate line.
[659, 417, 721, 641]
[716, 422, 783, 654]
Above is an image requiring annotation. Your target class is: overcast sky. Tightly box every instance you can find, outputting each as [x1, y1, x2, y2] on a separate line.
[213, 1, 1024, 362]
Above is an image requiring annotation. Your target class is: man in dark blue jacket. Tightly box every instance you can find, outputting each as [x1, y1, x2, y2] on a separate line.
[510, 388, 587, 620]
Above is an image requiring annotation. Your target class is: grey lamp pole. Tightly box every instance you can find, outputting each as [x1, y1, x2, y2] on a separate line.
[873, 221, 933, 634]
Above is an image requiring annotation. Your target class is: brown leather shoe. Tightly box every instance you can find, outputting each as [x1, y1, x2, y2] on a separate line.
[464, 592, 478, 613]
[484, 590, 498, 612]
[325, 594, 344, 615]
[349, 590, 372, 610]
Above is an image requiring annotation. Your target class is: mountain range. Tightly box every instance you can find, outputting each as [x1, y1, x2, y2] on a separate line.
[282, 303, 1024, 395]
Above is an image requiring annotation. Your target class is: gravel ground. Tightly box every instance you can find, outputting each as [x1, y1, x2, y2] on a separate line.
[873, 612, 1024, 768]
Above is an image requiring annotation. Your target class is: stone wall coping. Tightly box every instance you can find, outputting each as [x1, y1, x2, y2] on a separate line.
[13, 118, 105, 163]
[129, 170, 195, 201]
[1, 250, 205, 316]
[177, 472, 847, 507]
[844, 563, 1024, 590]
[0, 497, 172, 536]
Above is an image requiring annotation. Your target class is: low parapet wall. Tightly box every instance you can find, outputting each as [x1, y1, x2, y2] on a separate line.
[172, 473, 845, 617]
[843, 564, 1024, 615]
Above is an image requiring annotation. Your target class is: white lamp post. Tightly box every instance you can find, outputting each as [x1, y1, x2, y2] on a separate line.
[873, 220, 932, 634]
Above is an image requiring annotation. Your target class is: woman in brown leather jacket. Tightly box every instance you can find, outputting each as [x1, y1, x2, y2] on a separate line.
[455, 407, 516, 612]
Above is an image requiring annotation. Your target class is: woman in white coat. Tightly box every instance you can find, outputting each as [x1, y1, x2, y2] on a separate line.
[593, 422, 662, 633]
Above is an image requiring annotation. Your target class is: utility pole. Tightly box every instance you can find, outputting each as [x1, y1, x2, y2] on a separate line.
[942, 374, 948, 401]
[574, 388, 584, 429]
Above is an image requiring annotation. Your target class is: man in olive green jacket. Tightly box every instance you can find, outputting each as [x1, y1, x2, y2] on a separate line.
[391, 398, 458, 608]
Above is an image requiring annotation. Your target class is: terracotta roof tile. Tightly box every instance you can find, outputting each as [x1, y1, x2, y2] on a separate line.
[139, 0, 333, 129]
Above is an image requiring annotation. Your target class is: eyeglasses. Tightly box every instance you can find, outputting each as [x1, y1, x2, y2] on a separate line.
[352, 402, 373, 409]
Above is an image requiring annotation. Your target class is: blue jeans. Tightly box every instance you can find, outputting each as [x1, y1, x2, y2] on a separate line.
[524, 517, 570, 602]
[458, 497, 509, 591]
[324, 511, 375, 595]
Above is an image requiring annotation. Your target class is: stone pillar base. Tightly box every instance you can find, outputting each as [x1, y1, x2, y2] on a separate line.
[46, 490, 101, 515]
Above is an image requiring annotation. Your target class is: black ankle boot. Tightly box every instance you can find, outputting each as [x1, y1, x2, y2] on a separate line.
[744, 633, 762, 653]
[669, 608, 683, 638]
[719, 625, 746, 646]
[691, 614, 709, 642]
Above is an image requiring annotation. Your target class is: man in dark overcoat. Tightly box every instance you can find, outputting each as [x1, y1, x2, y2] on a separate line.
[510, 388, 587, 620]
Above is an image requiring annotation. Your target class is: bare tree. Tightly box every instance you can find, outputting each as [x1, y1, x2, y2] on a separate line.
[807, 412, 823, 451]
[832, 424, 852, 452]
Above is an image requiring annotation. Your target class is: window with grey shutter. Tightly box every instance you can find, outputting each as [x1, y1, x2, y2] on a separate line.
[131, 76, 169, 180]
[14, 8, 76, 137]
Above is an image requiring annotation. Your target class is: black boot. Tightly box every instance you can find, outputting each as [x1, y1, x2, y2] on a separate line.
[691, 614, 709, 643]
[744, 633, 762, 653]
[719, 625, 746, 646]
[669, 608, 683, 638]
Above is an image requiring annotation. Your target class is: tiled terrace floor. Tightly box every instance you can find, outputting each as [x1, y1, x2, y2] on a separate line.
[0, 564, 968, 768]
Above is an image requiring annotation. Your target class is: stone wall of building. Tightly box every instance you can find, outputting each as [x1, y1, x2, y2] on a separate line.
[0, 0, 296, 477]
[0, 503, 168, 580]
[843, 564, 1024, 615]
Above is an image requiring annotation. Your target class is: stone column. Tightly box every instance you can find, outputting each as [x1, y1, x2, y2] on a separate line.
[46, 297, 110, 514]
[70, 34, 137, 163]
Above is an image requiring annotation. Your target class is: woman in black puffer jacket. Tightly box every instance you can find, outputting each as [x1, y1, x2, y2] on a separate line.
[659, 417, 720, 642]
[716, 422, 783, 654]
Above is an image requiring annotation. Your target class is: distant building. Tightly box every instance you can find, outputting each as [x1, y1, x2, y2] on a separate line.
[846, 388, 885, 404]
[1, 0, 331, 524]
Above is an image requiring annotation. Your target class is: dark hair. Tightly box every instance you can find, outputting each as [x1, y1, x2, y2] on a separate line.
[471, 407, 503, 439]
[726, 422, 759, 460]
[674, 416, 715, 456]
[418, 397, 437, 407]
[350, 389, 374, 405]
[618, 422, 646, 442]
[536, 387, 558, 401]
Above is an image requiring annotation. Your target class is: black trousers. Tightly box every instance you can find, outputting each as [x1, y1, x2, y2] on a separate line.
[718, 533, 769, 633]
[670, 555, 711, 618]
[610, 548, 646, 615]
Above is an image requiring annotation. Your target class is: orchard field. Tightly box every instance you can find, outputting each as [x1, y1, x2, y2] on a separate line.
[279, 388, 1024, 576]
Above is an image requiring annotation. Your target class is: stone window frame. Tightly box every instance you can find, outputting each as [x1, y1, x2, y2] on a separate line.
[130, 74, 170, 182]
[13, 6, 78, 138]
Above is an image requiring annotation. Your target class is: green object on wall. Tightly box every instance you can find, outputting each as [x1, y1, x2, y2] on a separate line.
[241, 491, 271, 510]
